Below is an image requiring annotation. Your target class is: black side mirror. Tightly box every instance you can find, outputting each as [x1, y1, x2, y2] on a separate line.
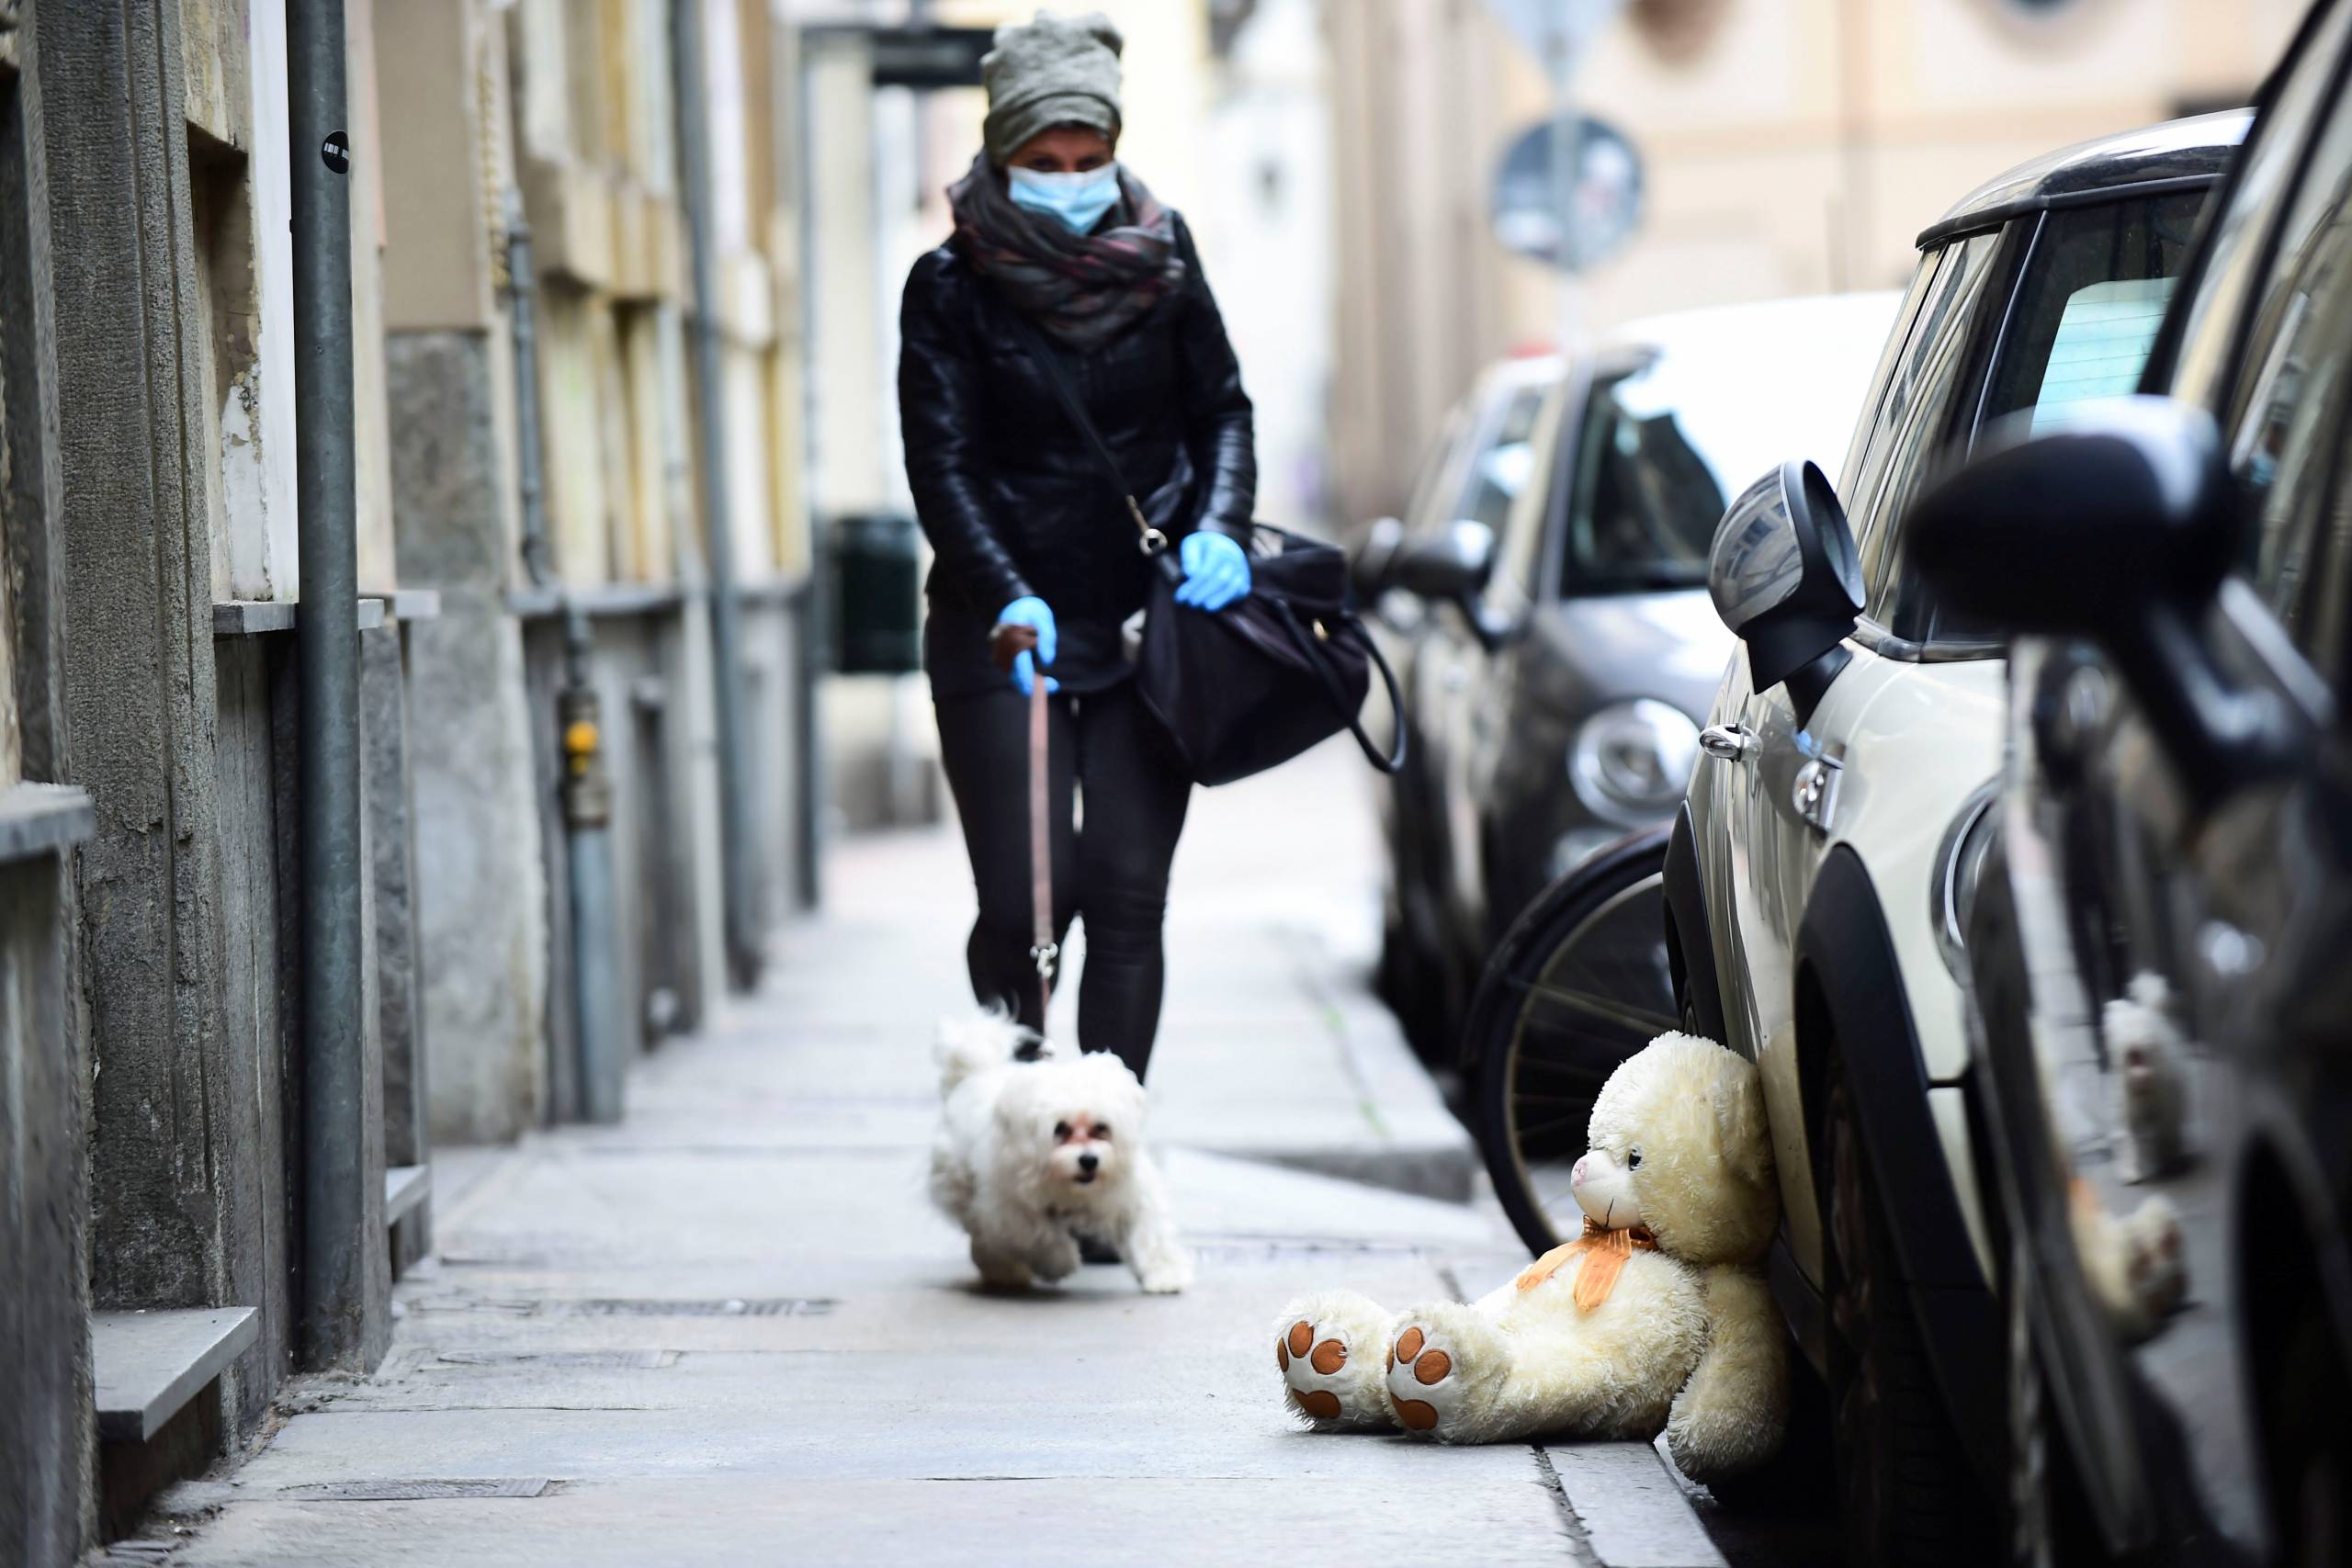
[1392, 519, 1497, 604]
[1708, 460, 1859, 719]
[1906, 396, 2276, 804]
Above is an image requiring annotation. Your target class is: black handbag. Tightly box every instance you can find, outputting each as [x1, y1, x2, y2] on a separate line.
[1004, 310, 1407, 787]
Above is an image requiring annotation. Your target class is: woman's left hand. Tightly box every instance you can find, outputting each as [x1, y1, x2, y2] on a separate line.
[1174, 531, 1251, 612]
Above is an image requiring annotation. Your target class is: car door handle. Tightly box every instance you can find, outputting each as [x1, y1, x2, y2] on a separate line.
[1700, 724, 1756, 762]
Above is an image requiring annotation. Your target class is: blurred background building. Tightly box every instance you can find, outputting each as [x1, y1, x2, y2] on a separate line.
[1326, 0, 2306, 527]
[0, 0, 2311, 1561]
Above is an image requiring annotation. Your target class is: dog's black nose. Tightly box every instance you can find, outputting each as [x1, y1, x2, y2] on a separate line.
[1077, 1152, 1099, 1173]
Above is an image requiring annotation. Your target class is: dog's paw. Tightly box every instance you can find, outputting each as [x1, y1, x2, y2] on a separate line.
[1384, 1306, 1498, 1440]
[1133, 1247, 1193, 1294]
[1275, 1295, 1393, 1433]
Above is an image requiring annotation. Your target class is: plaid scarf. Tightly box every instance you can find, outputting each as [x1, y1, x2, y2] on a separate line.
[947, 152, 1185, 351]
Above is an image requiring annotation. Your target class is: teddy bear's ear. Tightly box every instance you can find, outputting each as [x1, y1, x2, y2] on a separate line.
[1709, 1055, 1773, 1186]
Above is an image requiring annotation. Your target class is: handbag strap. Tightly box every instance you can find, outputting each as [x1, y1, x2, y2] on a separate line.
[1268, 600, 1410, 775]
[1002, 306, 1168, 558]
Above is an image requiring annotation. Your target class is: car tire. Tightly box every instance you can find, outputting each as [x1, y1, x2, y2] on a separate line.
[1820, 1043, 1993, 1567]
[2264, 1303, 2352, 1568]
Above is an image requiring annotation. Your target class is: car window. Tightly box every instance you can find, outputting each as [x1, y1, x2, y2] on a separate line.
[1847, 231, 2003, 624]
[1400, 401, 1475, 536]
[1556, 312, 1883, 598]
[2160, 0, 2352, 410]
[1461, 383, 1550, 536]
[1493, 378, 1574, 610]
[1557, 365, 1719, 592]
[2220, 102, 2352, 671]
[1868, 192, 2209, 646]
[1836, 249, 1942, 500]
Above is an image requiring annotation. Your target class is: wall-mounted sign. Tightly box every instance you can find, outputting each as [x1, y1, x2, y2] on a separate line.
[1490, 115, 1645, 273]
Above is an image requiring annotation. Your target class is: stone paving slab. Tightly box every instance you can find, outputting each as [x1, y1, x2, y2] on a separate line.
[176, 1476, 1581, 1567]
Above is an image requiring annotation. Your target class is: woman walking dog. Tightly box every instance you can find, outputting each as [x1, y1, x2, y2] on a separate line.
[899, 10, 1256, 1082]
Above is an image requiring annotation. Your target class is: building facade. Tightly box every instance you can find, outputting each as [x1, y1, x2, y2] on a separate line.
[1326, 0, 2309, 526]
[0, 2, 817, 1559]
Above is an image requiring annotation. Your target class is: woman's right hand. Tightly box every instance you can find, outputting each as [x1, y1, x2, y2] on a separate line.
[995, 596, 1058, 695]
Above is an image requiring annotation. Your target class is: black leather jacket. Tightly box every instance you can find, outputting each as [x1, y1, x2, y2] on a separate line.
[899, 216, 1255, 694]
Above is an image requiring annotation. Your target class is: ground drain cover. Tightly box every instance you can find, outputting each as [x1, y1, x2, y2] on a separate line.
[277, 1478, 553, 1502]
[562, 1297, 832, 1318]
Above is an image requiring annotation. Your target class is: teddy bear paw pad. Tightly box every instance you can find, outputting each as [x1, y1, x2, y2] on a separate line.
[1385, 1322, 1467, 1433]
[1279, 1317, 1363, 1424]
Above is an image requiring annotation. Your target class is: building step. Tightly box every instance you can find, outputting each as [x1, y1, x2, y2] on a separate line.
[384, 1163, 431, 1229]
[91, 1308, 257, 1444]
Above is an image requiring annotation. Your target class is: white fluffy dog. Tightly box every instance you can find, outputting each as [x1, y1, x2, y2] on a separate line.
[928, 1012, 1192, 1294]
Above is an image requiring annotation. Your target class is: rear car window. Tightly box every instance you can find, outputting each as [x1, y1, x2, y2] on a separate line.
[1882, 188, 2211, 646]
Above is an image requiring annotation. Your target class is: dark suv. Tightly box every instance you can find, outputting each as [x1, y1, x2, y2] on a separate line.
[1911, 3, 2352, 1561]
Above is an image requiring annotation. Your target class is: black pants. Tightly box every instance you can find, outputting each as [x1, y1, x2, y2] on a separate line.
[933, 679, 1191, 1079]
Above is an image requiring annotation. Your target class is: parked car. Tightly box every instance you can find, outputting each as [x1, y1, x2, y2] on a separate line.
[1358, 353, 1562, 1058]
[1370, 297, 1894, 1062]
[1665, 111, 2246, 1562]
[1907, 10, 2352, 1562]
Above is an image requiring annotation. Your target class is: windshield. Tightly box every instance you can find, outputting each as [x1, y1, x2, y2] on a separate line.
[1560, 318, 1882, 594]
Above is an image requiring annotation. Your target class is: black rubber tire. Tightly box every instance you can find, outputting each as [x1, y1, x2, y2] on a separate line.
[1467, 830, 1675, 1258]
[2265, 1305, 2352, 1568]
[1821, 1045, 1994, 1567]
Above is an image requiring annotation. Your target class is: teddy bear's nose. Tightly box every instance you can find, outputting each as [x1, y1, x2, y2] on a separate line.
[1570, 1156, 1587, 1187]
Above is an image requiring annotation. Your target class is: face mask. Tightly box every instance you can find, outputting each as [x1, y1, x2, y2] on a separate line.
[1007, 164, 1122, 235]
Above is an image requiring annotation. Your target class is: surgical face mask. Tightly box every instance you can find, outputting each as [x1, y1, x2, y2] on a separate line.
[1007, 164, 1122, 235]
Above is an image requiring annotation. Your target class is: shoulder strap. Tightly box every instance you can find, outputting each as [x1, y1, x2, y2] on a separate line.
[1001, 306, 1164, 554]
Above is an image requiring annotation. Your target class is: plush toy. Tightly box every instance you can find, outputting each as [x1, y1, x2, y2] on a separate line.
[1272, 1032, 1788, 1483]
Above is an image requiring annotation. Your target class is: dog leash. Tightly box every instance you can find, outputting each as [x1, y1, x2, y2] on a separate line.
[989, 621, 1058, 1019]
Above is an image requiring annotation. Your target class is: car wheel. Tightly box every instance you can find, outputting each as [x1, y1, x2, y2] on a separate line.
[2265, 1303, 2352, 1568]
[1821, 1042, 1992, 1566]
[1468, 833, 1677, 1256]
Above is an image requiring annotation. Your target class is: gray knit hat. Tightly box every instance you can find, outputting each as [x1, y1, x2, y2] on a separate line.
[981, 11, 1124, 165]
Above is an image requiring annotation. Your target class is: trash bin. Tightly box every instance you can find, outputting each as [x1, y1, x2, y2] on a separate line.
[829, 512, 922, 675]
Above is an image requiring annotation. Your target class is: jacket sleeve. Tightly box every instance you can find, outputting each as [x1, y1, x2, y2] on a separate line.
[1172, 218, 1259, 541]
[899, 253, 1035, 611]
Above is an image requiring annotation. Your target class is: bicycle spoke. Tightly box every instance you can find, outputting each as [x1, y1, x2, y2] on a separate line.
[1512, 978, 1677, 1036]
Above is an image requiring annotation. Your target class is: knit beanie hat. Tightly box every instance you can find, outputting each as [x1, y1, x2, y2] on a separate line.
[981, 10, 1124, 165]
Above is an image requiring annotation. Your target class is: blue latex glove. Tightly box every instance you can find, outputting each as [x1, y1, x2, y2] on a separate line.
[1174, 530, 1251, 611]
[998, 595, 1058, 695]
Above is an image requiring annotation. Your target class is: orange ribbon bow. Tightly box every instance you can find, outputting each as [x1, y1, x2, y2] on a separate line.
[1515, 1216, 1660, 1311]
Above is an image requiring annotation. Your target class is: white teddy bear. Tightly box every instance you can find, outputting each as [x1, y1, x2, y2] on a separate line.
[1272, 1032, 1788, 1483]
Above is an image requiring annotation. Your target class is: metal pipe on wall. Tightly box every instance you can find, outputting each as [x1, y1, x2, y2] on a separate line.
[286, 0, 368, 1367]
[673, 0, 763, 988]
[505, 192, 627, 1126]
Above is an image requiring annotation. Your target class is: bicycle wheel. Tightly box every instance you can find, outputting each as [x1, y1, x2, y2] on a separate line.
[1470, 830, 1679, 1256]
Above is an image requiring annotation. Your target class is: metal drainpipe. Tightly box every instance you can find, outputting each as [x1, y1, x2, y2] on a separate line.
[673, 0, 763, 988]
[505, 192, 627, 1126]
[287, 0, 368, 1367]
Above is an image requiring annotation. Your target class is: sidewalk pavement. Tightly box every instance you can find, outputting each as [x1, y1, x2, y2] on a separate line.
[145, 740, 1733, 1568]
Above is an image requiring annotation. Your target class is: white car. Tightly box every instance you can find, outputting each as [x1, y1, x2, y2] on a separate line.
[1664, 112, 2245, 1561]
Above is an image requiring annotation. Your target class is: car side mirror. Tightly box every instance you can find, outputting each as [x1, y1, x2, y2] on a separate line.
[1708, 460, 1860, 719]
[1391, 520, 1510, 650]
[1392, 519, 1496, 602]
[1906, 396, 2273, 805]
